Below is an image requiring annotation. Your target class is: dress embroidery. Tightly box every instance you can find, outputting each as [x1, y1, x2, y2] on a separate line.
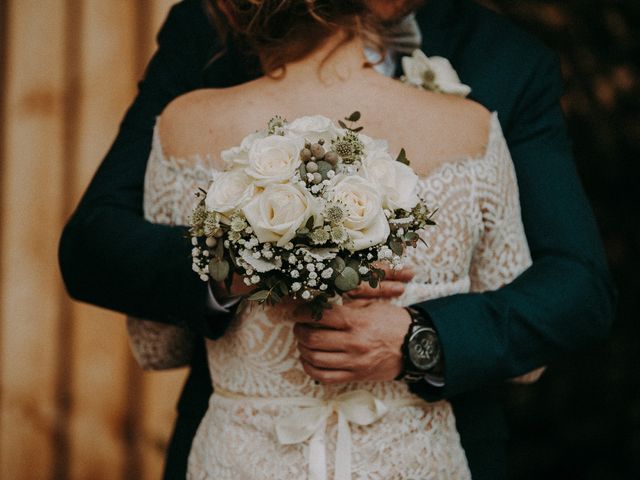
[130, 112, 532, 479]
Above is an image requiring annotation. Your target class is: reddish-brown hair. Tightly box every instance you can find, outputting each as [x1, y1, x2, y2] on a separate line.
[202, 0, 381, 75]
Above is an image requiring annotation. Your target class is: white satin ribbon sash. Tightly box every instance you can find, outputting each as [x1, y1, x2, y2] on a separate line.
[214, 387, 425, 480]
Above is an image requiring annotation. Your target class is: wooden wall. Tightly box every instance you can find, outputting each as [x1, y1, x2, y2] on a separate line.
[0, 1, 189, 478]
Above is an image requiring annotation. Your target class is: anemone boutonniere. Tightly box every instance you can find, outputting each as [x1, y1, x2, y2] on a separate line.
[401, 50, 472, 97]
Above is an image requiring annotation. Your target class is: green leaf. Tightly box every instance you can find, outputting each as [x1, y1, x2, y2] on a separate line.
[305, 216, 315, 230]
[334, 266, 360, 291]
[396, 148, 410, 165]
[330, 257, 346, 275]
[368, 276, 379, 289]
[403, 232, 420, 246]
[351, 126, 364, 133]
[338, 120, 348, 129]
[346, 111, 361, 122]
[389, 237, 405, 256]
[208, 258, 230, 282]
[247, 290, 270, 302]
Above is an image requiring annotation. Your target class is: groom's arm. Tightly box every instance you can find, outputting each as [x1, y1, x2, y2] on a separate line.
[59, 0, 231, 338]
[411, 51, 616, 400]
[294, 51, 615, 396]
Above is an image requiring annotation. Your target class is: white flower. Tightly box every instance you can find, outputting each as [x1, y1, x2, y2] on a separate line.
[301, 290, 311, 300]
[245, 135, 302, 186]
[205, 169, 256, 220]
[221, 131, 266, 169]
[321, 268, 333, 279]
[291, 282, 302, 292]
[242, 183, 318, 247]
[240, 249, 282, 273]
[401, 50, 471, 97]
[285, 115, 342, 144]
[326, 175, 390, 251]
[359, 149, 419, 211]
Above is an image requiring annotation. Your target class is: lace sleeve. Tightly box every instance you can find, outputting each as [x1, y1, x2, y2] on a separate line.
[470, 121, 544, 383]
[126, 125, 212, 370]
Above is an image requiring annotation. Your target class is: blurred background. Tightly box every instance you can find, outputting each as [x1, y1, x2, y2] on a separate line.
[0, 1, 637, 479]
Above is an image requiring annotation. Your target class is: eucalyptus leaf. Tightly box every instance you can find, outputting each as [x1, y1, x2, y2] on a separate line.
[330, 257, 346, 275]
[389, 238, 405, 256]
[247, 290, 270, 302]
[208, 258, 229, 282]
[334, 266, 360, 291]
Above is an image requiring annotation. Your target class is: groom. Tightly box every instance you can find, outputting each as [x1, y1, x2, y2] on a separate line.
[59, 0, 615, 478]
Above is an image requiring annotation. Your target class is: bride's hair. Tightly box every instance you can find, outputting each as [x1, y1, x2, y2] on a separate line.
[202, 0, 388, 75]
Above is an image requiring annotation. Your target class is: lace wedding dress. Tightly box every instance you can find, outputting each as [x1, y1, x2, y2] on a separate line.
[140, 112, 531, 479]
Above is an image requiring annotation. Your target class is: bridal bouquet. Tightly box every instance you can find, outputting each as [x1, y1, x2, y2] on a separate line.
[189, 113, 435, 318]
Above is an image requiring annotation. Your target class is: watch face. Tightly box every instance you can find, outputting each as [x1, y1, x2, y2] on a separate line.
[408, 328, 440, 371]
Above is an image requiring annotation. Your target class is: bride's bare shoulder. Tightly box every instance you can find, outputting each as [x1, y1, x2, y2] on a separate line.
[392, 83, 492, 164]
[158, 88, 244, 160]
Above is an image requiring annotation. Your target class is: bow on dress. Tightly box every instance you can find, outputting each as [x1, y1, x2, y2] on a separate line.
[275, 390, 390, 480]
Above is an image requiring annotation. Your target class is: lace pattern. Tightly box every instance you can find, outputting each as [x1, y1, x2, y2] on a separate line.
[136, 112, 533, 478]
[126, 124, 215, 370]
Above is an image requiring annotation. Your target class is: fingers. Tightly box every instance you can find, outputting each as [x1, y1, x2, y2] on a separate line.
[381, 266, 415, 282]
[293, 323, 348, 351]
[298, 344, 354, 370]
[300, 358, 353, 384]
[350, 280, 406, 299]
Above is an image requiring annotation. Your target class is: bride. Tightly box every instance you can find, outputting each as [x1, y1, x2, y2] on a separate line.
[143, 0, 531, 478]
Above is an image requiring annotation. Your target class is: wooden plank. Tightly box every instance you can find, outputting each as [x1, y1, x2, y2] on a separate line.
[66, 1, 140, 479]
[0, 0, 67, 478]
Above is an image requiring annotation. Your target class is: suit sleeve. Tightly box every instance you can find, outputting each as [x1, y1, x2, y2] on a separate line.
[58, 1, 232, 339]
[411, 52, 616, 400]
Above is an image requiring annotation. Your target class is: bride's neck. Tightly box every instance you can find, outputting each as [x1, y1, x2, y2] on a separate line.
[274, 31, 373, 84]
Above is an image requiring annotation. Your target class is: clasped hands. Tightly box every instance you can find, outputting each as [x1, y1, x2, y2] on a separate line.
[216, 267, 414, 384]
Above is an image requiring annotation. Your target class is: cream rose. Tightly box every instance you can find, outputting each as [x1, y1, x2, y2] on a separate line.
[360, 150, 420, 211]
[402, 49, 472, 97]
[221, 131, 265, 169]
[242, 183, 317, 247]
[244, 135, 302, 185]
[285, 115, 342, 144]
[328, 175, 390, 251]
[205, 169, 256, 220]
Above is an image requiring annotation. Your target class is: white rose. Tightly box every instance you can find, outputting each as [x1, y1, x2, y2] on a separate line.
[360, 149, 420, 211]
[221, 131, 266, 169]
[244, 135, 302, 185]
[359, 133, 389, 157]
[242, 183, 317, 247]
[328, 175, 390, 251]
[285, 115, 342, 144]
[205, 169, 256, 219]
[402, 49, 472, 97]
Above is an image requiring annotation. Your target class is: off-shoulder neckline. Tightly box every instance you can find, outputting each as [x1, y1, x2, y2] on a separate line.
[151, 111, 503, 184]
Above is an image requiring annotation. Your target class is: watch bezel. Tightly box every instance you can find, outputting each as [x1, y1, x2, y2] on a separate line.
[407, 325, 441, 371]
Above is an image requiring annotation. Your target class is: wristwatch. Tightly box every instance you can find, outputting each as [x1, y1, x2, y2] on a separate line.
[398, 307, 443, 383]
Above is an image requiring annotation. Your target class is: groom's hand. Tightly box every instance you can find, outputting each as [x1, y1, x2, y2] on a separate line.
[293, 299, 412, 384]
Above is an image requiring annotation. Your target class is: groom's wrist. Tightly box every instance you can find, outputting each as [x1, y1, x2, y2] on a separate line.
[396, 307, 445, 385]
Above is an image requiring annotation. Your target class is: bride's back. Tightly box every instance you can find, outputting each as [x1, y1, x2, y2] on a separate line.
[158, 3, 491, 176]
